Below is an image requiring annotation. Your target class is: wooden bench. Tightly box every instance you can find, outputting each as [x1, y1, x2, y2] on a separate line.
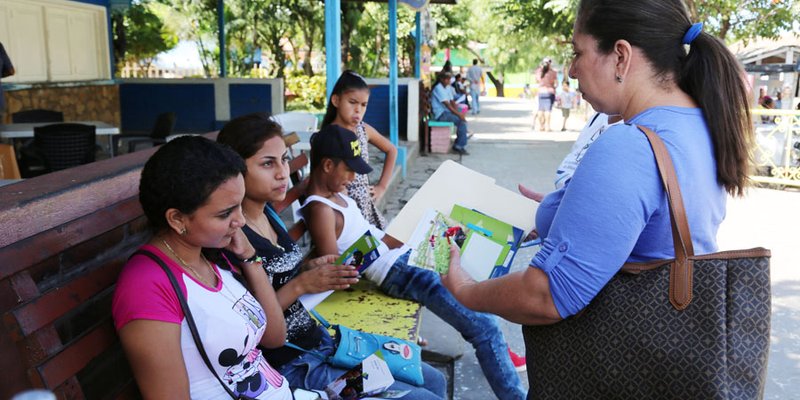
[0, 130, 418, 399]
[274, 135, 422, 341]
[0, 142, 160, 399]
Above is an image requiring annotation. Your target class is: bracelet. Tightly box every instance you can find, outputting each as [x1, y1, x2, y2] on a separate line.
[240, 254, 267, 265]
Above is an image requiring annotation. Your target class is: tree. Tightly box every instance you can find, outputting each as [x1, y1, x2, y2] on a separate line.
[685, 0, 798, 42]
[115, 2, 178, 75]
[257, 0, 295, 78]
[285, 0, 323, 76]
[154, 0, 219, 77]
[495, 0, 799, 44]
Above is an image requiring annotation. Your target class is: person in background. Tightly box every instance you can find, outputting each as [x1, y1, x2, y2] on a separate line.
[320, 71, 397, 229]
[518, 112, 624, 244]
[760, 95, 775, 124]
[431, 71, 470, 155]
[442, 0, 753, 386]
[0, 41, 15, 123]
[113, 136, 292, 399]
[534, 57, 558, 131]
[557, 80, 578, 131]
[302, 124, 527, 400]
[453, 73, 470, 110]
[216, 114, 449, 399]
[466, 59, 483, 115]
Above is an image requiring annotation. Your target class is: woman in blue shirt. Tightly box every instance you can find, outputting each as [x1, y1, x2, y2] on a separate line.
[441, 0, 753, 359]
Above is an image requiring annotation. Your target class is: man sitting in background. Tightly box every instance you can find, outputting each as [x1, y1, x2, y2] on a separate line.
[431, 71, 469, 155]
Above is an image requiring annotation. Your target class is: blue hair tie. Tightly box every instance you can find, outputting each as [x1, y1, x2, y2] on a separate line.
[682, 22, 703, 45]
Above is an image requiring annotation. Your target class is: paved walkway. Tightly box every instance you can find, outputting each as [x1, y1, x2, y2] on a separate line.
[378, 96, 800, 399]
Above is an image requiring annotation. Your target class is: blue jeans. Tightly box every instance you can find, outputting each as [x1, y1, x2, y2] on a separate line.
[379, 253, 526, 400]
[470, 87, 480, 114]
[435, 110, 468, 150]
[278, 325, 446, 399]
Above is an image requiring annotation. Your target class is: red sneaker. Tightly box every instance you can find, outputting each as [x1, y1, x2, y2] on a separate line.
[508, 346, 527, 372]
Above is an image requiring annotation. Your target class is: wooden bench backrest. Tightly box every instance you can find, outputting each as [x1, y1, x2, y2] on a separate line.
[276, 133, 309, 242]
[0, 133, 222, 399]
[0, 145, 161, 399]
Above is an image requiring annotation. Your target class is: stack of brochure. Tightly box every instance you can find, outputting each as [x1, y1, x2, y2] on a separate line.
[299, 231, 382, 310]
[407, 204, 524, 281]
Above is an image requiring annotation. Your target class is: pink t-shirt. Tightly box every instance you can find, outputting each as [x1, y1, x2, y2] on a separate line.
[536, 68, 558, 94]
[112, 244, 291, 400]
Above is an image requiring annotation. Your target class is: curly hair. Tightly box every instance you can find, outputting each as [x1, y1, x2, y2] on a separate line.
[139, 136, 246, 232]
[216, 112, 284, 163]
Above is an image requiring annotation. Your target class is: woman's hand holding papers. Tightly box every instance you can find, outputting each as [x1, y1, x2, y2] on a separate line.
[440, 244, 477, 303]
[299, 255, 360, 294]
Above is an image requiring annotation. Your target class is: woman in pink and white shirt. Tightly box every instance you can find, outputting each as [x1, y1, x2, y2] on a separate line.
[113, 136, 291, 399]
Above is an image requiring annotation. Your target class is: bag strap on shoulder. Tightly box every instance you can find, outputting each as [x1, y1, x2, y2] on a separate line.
[265, 204, 288, 232]
[634, 126, 695, 310]
[134, 249, 240, 400]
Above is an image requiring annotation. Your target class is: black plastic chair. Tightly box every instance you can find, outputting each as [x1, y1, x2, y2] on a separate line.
[11, 109, 64, 123]
[33, 123, 97, 172]
[12, 109, 65, 177]
[114, 112, 176, 153]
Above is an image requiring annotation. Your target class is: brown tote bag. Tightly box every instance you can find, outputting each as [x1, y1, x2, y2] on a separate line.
[523, 126, 771, 399]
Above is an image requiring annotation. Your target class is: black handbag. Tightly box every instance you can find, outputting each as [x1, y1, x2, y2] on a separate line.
[523, 126, 771, 399]
[136, 250, 257, 400]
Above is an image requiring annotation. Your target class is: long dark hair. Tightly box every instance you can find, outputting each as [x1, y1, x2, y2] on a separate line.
[576, 0, 752, 196]
[321, 70, 369, 129]
[217, 112, 284, 164]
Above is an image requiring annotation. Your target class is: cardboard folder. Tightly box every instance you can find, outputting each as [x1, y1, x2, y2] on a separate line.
[386, 160, 538, 244]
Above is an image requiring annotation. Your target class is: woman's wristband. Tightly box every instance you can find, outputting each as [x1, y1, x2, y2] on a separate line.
[240, 253, 267, 265]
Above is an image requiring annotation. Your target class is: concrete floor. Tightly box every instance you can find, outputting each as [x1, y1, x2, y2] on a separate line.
[377, 96, 800, 399]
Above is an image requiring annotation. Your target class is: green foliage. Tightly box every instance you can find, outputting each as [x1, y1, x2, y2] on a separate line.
[285, 73, 327, 112]
[153, 0, 219, 76]
[121, 2, 179, 68]
[686, 0, 798, 43]
[429, 2, 475, 50]
[494, 0, 576, 39]
[343, 3, 418, 77]
[129, 0, 797, 85]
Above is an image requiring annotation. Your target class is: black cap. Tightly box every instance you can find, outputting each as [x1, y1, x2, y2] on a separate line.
[310, 125, 373, 174]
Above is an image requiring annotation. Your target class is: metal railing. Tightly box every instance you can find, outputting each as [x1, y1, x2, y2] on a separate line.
[750, 109, 800, 188]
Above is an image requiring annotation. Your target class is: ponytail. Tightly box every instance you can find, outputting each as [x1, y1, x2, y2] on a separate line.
[679, 33, 752, 196]
[321, 70, 369, 129]
[576, 0, 753, 197]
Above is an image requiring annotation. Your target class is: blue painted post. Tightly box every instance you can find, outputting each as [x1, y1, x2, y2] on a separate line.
[389, 0, 406, 177]
[217, 0, 226, 77]
[389, 0, 398, 146]
[414, 11, 421, 79]
[325, 0, 342, 99]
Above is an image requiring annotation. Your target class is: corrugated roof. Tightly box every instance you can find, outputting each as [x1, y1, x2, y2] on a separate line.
[732, 33, 800, 64]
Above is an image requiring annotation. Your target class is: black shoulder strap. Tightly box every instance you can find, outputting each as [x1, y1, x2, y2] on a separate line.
[134, 249, 240, 400]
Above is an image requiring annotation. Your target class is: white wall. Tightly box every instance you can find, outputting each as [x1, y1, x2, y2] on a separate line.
[0, 0, 110, 83]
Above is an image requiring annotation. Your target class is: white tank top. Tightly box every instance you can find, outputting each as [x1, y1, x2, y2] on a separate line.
[300, 193, 409, 285]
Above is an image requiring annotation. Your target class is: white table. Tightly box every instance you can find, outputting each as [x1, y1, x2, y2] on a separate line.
[0, 121, 121, 156]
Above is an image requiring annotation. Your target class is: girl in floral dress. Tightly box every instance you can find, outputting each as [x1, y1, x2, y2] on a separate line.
[319, 70, 398, 229]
